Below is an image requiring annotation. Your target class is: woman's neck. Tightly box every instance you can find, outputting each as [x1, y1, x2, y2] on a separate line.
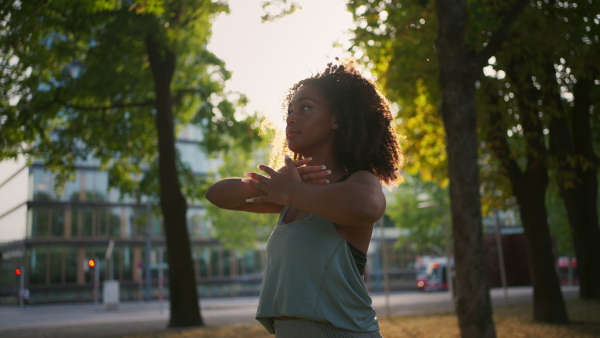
[302, 152, 346, 182]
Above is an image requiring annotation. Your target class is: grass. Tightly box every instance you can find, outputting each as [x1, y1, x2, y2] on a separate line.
[126, 299, 600, 337]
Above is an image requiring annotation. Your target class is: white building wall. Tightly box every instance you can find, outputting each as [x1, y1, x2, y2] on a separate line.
[0, 157, 29, 243]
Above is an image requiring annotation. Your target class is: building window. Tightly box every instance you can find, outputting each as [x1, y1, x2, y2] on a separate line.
[64, 246, 77, 284]
[177, 143, 208, 173]
[29, 207, 65, 238]
[196, 247, 210, 278]
[31, 169, 56, 201]
[210, 247, 221, 278]
[188, 208, 210, 238]
[29, 246, 48, 285]
[108, 208, 123, 238]
[131, 207, 151, 238]
[49, 246, 64, 284]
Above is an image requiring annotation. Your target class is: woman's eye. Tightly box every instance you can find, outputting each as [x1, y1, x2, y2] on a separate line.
[301, 105, 312, 111]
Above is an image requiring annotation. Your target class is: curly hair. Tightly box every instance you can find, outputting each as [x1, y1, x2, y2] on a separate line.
[268, 59, 404, 187]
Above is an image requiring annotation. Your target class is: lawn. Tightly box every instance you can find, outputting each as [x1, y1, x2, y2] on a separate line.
[126, 299, 600, 337]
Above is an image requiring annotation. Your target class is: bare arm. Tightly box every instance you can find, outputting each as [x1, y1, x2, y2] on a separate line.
[245, 157, 386, 225]
[205, 177, 283, 213]
[205, 158, 331, 214]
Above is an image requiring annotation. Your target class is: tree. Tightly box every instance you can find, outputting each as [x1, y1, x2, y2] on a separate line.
[482, 70, 569, 323]
[1, 0, 260, 327]
[541, 1, 600, 300]
[204, 136, 278, 250]
[481, 0, 600, 301]
[347, 0, 572, 334]
[386, 173, 449, 251]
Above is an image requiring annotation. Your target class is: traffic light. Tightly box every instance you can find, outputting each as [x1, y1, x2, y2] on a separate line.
[88, 259, 96, 269]
[15, 268, 21, 276]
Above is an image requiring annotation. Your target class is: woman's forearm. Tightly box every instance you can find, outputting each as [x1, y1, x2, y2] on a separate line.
[205, 178, 258, 209]
[205, 178, 283, 213]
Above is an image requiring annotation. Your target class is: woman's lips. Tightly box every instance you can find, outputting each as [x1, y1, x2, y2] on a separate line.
[286, 130, 299, 138]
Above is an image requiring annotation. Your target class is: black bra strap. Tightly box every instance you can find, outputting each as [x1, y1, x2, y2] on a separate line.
[336, 173, 352, 183]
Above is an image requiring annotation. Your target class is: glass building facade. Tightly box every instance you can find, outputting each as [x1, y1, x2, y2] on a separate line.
[0, 129, 424, 305]
[0, 127, 271, 304]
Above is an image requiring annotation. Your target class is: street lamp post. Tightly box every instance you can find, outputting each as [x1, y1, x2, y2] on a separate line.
[494, 211, 509, 305]
[145, 202, 152, 301]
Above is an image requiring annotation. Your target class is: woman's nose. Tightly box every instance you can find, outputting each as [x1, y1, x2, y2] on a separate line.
[286, 112, 296, 124]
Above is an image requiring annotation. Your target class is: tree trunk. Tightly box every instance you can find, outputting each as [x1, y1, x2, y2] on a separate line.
[435, 1, 496, 337]
[485, 63, 569, 323]
[513, 170, 569, 322]
[146, 32, 204, 328]
[546, 69, 600, 300]
[570, 77, 600, 300]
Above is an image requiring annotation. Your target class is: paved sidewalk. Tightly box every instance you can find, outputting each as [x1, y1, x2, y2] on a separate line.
[0, 286, 579, 338]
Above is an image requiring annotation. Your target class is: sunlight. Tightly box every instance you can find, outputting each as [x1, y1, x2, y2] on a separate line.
[208, 0, 353, 126]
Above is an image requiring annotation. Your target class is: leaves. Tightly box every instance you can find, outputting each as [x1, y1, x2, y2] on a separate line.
[386, 173, 450, 250]
[203, 136, 275, 249]
[0, 0, 261, 198]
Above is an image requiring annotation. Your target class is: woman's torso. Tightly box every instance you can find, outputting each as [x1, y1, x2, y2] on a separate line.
[255, 206, 379, 334]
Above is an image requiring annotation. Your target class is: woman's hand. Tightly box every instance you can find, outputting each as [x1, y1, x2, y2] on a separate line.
[243, 155, 312, 204]
[287, 157, 331, 184]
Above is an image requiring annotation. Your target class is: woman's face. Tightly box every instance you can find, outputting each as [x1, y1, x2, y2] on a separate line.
[285, 85, 338, 155]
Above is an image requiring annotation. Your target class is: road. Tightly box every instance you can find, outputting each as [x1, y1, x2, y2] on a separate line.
[0, 285, 579, 337]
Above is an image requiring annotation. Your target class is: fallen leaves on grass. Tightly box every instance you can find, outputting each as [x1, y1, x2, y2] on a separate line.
[126, 299, 600, 338]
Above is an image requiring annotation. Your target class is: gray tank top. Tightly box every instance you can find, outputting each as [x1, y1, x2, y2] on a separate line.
[255, 205, 379, 334]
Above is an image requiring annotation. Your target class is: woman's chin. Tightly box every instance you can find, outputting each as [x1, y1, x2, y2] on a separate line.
[287, 144, 302, 154]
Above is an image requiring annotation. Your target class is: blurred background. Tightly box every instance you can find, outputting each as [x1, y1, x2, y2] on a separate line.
[0, 0, 597, 332]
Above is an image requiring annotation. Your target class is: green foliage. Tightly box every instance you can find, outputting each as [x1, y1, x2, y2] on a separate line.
[545, 182, 573, 256]
[386, 173, 449, 250]
[348, 0, 445, 184]
[205, 203, 276, 249]
[476, 0, 600, 236]
[0, 0, 261, 201]
[348, 0, 599, 215]
[260, 0, 301, 22]
[204, 135, 277, 249]
[347, 0, 524, 207]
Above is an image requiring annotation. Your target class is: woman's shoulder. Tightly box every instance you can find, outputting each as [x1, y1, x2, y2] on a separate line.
[343, 170, 381, 185]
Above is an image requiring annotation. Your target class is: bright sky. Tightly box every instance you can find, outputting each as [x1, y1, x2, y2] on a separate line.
[3, 1, 353, 178]
[208, 0, 354, 125]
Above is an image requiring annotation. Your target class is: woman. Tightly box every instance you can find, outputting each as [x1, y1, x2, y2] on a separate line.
[205, 59, 403, 337]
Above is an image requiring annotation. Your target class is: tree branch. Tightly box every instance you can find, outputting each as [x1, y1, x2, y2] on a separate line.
[172, 88, 208, 106]
[58, 100, 156, 111]
[505, 61, 548, 170]
[474, 0, 530, 70]
[488, 109, 523, 186]
[483, 79, 523, 186]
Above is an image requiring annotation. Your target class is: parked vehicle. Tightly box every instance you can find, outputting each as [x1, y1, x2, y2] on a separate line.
[558, 257, 578, 285]
[415, 256, 451, 292]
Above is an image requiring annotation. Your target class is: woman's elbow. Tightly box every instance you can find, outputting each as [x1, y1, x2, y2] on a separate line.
[351, 197, 385, 225]
[205, 184, 228, 208]
[205, 186, 216, 204]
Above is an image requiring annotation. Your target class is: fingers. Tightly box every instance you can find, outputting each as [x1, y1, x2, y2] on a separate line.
[257, 164, 278, 177]
[284, 154, 294, 165]
[297, 165, 327, 176]
[241, 177, 264, 192]
[293, 157, 312, 167]
[244, 171, 269, 184]
[301, 171, 331, 182]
